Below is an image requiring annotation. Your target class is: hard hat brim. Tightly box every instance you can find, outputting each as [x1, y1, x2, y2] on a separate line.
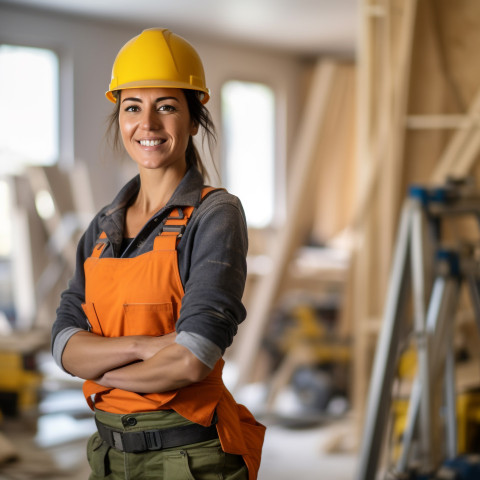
[106, 81, 210, 104]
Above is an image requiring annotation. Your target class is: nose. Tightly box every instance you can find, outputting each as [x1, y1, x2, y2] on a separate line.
[140, 108, 161, 130]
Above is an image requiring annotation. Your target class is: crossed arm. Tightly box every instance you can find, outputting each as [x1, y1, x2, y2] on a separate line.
[62, 331, 212, 393]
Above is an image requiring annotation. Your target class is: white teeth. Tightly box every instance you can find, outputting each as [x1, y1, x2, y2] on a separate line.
[140, 139, 162, 146]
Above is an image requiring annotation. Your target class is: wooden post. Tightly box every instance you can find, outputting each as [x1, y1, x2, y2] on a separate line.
[351, 0, 418, 436]
[379, 0, 418, 295]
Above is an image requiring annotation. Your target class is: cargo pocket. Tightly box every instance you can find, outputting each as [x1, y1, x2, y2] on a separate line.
[164, 441, 246, 480]
[86, 432, 111, 479]
[123, 303, 176, 336]
[164, 450, 196, 480]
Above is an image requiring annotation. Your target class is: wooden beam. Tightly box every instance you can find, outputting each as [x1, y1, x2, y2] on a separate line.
[380, 0, 418, 285]
[25, 166, 77, 271]
[406, 114, 480, 130]
[232, 60, 338, 390]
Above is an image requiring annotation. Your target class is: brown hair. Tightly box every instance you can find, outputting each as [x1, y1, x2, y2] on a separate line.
[105, 89, 216, 181]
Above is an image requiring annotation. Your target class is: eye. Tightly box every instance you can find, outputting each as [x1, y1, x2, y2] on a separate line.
[124, 105, 140, 112]
[158, 104, 176, 112]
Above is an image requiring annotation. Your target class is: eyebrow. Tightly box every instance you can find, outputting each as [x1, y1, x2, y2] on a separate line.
[121, 96, 180, 103]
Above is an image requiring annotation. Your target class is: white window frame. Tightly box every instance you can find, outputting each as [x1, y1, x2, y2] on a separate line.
[221, 79, 278, 229]
[0, 43, 60, 173]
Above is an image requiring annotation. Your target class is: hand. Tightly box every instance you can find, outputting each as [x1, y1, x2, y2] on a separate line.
[93, 342, 212, 393]
[134, 332, 178, 361]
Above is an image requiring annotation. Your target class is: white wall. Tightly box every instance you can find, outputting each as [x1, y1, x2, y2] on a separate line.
[0, 3, 308, 210]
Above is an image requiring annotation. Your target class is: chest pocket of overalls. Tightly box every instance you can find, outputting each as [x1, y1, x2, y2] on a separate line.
[82, 298, 177, 338]
[122, 303, 176, 336]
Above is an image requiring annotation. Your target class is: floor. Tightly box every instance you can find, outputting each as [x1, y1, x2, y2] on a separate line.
[259, 420, 358, 480]
[0, 354, 359, 480]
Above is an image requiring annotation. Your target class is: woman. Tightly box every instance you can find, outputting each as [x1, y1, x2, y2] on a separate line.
[52, 28, 265, 480]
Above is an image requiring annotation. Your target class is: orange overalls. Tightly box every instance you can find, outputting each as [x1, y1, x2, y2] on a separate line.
[80, 191, 265, 480]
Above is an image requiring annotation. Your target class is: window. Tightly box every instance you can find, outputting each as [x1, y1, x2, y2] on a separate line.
[0, 44, 59, 174]
[221, 81, 275, 228]
[0, 44, 58, 260]
[0, 45, 60, 326]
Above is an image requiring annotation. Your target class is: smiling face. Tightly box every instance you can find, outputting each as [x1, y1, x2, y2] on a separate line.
[118, 87, 198, 175]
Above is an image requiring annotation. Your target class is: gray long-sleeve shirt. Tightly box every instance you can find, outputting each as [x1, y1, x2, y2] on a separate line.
[52, 167, 248, 371]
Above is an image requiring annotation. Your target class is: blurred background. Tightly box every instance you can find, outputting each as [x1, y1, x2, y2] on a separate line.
[1, 1, 480, 479]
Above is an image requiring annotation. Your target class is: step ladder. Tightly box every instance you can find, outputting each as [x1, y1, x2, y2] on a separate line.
[356, 180, 480, 480]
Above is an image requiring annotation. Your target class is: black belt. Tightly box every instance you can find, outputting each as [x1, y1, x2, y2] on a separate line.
[95, 416, 218, 453]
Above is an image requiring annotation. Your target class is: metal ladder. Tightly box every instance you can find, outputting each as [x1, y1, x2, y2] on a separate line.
[356, 181, 480, 480]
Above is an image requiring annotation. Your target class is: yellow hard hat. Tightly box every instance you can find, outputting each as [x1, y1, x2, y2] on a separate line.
[106, 28, 210, 104]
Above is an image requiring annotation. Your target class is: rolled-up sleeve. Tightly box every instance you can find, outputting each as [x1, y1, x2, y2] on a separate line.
[176, 195, 248, 353]
[51, 222, 100, 371]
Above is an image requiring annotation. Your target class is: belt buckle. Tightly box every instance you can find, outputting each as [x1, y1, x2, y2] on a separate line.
[144, 430, 162, 450]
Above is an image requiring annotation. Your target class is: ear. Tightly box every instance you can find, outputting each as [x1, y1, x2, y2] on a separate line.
[190, 122, 199, 136]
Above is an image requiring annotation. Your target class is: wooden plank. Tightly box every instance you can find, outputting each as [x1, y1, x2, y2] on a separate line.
[349, 0, 379, 429]
[379, 0, 418, 289]
[406, 114, 480, 130]
[350, 0, 395, 428]
[311, 64, 356, 242]
[25, 166, 77, 272]
[232, 60, 338, 390]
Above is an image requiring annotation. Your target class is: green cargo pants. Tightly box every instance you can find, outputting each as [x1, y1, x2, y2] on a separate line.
[87, 409, 248, 480]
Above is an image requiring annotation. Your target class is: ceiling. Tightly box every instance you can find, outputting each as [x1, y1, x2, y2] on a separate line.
[1, 0, 358, 56]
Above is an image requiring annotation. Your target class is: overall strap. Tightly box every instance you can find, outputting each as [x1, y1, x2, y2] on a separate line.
[91, 231, 108, 258]
[154, 186, 222, 251]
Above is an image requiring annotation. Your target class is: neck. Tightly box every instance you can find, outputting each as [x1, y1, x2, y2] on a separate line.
[135, 165, 186, 215]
